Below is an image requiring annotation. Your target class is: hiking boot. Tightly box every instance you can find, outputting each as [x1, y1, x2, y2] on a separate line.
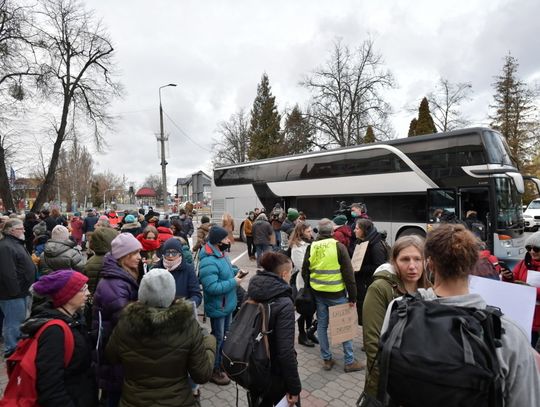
[298, 332, 315, 347]
[210, 369, 230, 385]
[344, 360, 365, 373]
[306, 328, 319, 344]
[322, 358, 335, 371]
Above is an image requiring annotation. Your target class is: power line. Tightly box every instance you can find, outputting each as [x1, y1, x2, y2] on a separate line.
[162, 111, 213, 153]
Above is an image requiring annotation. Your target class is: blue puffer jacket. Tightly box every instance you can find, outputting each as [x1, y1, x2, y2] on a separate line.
[198, 243, 238, 318]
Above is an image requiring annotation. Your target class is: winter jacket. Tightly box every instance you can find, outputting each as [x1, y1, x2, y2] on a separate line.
[70, 217, 84, 244]
[0, 234, 36, 300]
[154, 258, 202, 307]
[252, 219, 273, 245]
[247, 270, 302, 398]
[362, 264, 406, 397]
[244, 217, 253, 237]
[198, 243, 238, 318]
[192, 223, 210, 252]
[120, 222, 142, 237]
[222, 218, 235, 244]
[290, 240, 309, 272]
[24, 218, 40, 252]
[333, 225, 352, 250]
[40, 239, 86, 274]
[509, 253, 540, 332]
[280, 218, 295, 237]
[92, 253, 139, 392]
[381, 289, 540, 407]
[301, 235, 357, 302]
[33, 235, 49, 257]
[43, 216, 58, 232]
[176, 216, 194, 238]
[105, 301, 215, 407]
[83, 228, 118, 294]
[82, 215, 99, 234]
[21, 304, 97, 407]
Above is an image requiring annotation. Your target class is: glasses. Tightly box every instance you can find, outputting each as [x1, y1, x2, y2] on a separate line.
[79, 284, 89, 292]
[164, 249, 181, 257]
[526, 245, 540, 253]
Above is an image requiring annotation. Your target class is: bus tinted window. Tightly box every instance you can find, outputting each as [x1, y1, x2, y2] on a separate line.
[482, 130, 518, 167]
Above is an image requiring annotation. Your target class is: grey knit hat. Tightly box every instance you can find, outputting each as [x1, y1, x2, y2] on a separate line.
[526, 231, 540, 248]
[138, 268, 176, 308]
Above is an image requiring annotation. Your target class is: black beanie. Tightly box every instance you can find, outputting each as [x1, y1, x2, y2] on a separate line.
[208, 226, 229, 244]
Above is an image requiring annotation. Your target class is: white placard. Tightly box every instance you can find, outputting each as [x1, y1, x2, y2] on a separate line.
[526, 270, 540, 288]
[469, 275, 536, 342]
[351, 241, 369, 272]
[275, 396, 289, 407]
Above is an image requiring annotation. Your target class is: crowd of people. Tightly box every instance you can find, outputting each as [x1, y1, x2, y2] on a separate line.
[0, 201, 540, 406]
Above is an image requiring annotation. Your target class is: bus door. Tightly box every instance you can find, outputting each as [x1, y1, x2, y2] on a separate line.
[426, 188, 458, 225]
[458, 186, 490, 244]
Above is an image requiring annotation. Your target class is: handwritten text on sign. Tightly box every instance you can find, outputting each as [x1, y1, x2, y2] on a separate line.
[329, 303, 357, 346]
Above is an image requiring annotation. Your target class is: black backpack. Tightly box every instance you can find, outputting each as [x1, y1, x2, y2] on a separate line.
[221, 299, 272, 393]
[378, 294, 504, 407]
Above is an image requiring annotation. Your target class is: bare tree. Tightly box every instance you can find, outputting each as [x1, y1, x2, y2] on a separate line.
[56, 139, 93, 211]
[301, 38, 395, 147]
[427, 78, 472, 132]
[0, 0, 38, 211]
[212, 108, 250, 165]
[30, 0, 121, 211]
[142, 174, 163, 200]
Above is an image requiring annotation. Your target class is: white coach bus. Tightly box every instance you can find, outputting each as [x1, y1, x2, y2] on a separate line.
[212, 127, 540, 264]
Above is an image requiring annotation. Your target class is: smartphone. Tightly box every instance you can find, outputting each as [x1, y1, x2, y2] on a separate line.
[238, 270, 249, 278]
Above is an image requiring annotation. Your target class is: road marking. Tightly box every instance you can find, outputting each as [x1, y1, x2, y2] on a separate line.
[231, 250, 248, 265]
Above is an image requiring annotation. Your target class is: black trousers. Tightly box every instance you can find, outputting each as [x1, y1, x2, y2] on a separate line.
[246, 235, 255, 257]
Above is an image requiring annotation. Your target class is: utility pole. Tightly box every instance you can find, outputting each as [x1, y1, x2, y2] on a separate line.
[158, 83, 177, 213]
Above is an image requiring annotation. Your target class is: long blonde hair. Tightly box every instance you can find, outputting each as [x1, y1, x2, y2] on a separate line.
[288, 222, 310, 248]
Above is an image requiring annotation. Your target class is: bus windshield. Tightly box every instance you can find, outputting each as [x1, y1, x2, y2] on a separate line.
[483, 130, 518, 167]
[495, 177, 523, 230]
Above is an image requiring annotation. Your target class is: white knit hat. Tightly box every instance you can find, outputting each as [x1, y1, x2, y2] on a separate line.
[138, 268, 176, 308]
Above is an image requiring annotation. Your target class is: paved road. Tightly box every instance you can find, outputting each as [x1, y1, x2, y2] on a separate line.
[0, 240, 366, 406]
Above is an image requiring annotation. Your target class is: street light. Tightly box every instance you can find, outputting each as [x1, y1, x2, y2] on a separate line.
[158, 83, 177, 213]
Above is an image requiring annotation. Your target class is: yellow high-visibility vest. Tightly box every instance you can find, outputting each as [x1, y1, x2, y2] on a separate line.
[309, 238, 345, 292]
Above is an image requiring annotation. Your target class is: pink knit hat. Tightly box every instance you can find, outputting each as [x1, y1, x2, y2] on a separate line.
[110, 233, 142, 260]
[32, 270, 88, 307]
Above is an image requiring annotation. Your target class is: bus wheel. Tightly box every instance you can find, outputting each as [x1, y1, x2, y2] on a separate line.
[239, 223, 247, 243]
[397, 227, 426, 239]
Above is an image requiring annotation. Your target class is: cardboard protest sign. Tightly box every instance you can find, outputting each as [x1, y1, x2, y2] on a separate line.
[469, 275, 536, 342]
[351, 241, 369, 272]
[329, 303, 357, 345]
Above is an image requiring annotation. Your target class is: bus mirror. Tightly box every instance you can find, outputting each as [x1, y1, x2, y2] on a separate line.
[506, 172, 524, 194]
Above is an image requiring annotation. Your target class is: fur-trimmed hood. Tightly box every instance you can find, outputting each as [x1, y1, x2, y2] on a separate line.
[118, 300, 195, 337]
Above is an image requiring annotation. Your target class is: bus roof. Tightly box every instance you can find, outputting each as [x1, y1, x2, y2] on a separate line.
[214, 127, 494, 171]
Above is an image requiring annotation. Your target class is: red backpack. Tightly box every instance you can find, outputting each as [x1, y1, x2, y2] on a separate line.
[0, 319, 75, 407]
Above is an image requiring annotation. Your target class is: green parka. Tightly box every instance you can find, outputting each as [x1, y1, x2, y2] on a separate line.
[362, 263, 406, 397]
[83, 227, 118, 294]
[105, 300, 215, 407]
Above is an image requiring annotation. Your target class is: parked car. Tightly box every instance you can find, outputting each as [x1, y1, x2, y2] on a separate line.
[523, 199, 540, 231]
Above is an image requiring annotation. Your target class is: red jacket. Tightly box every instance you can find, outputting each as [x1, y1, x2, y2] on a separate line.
[157, 226, 174, 246]
[511, 254, 540, 332]
[333, 225, 352, 249]
[70, 217, 84, 242]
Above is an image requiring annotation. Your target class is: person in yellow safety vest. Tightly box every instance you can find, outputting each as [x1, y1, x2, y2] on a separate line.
[301, 218, 365, 373]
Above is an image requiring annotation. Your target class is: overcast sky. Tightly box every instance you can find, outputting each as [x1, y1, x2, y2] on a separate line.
[90, 0, 540, 191]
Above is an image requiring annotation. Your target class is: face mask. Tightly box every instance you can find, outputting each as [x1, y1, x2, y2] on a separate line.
[351, 212, 358, 218]
[217, 242, 231, 252]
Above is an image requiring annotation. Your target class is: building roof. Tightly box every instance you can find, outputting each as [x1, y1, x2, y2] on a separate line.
[135, 187, 157, 197]
[175, 177, 192, 186]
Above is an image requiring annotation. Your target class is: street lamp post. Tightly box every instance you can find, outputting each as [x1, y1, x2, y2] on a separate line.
[158, 83, 177, 213]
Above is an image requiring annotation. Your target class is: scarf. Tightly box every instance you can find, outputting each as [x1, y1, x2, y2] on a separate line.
[163, 256, 182, 271]
[137, 236, 161, 251]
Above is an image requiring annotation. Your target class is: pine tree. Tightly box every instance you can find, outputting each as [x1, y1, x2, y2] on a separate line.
[364, 125, 375, 143]
[408, 119, 417, 137]
[247, 73, 282, 160]
[490, 54, 537, 162]
[414, 97, 437, 136]
[283, 105, 313, 155]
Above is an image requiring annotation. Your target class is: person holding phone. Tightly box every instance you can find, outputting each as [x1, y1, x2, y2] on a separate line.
[502, 231, 540, 346]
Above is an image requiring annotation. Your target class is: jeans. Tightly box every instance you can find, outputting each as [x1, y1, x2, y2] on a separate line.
[210, 314, 232, 369]
[0, 297, 29, 356]
[274, 230, 281, 248]
[255, 244, 271, 267]
[314, 295, 354, 365]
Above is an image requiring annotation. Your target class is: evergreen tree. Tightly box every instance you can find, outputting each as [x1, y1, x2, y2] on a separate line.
[415, 97, 437, 136]
[364, 125, 375, 143]
[489, 54, 538, 162]
[408, 118, 417, 137]
[247, 73, 282, 160]
[283, 105, 313, 155]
